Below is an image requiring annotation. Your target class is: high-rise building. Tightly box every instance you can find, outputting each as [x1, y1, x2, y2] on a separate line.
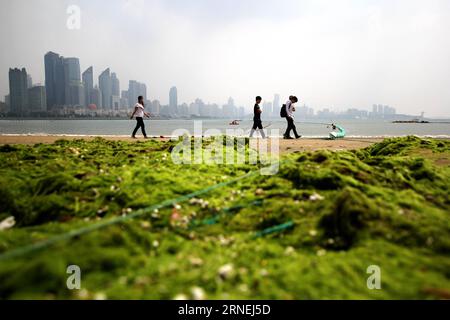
[169, 86, 178, 115]
[99, 68, 112, 109]
[139, 83, 147, 101]
[222, 97, 236, 118]
[82, 67, 94, 106]
[189, 100, 200, 116]
[120, 90, 129, 108]
[372, 104, 378, 114]
[63, 58, 83, 106]
[179, 103, 189, 116]
[28, 85, 47, 113]
[128, 80, 147, 107]
[112, 96, 120, 110]
[111, 73, 120, 96]
[377, 104, 383, 115]
[0, 101, 7, 114]
[273, 94, 280, 117]
[9, 68, 28, 116]
[90, 85, 102, 109]
[150, 100, 161, 115]
[27, 75, 33, 89]
[45, 51, 65, 108]
[111, 73, 120, 110]
[263, 102, 273, 116]
[4, 95, 10, 112]
[196, 98, 206, 117]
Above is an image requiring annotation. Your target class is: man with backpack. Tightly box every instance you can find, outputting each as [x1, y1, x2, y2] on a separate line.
[280, 96, 301, 139]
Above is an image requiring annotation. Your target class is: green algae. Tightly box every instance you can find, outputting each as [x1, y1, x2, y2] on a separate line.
[0, 136, 449, 299]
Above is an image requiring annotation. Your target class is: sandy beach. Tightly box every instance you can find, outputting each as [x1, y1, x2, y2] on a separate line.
[0, 135, 383, 154]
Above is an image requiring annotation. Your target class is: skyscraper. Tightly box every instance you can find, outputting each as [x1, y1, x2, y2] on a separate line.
[169, 86, 178, 115]
[273, 94, 280, 117]
[120, 90, 129, 108]
[111, 73, 120, 97]
[139, 83, 147, 101]
[372, 104, 379, 115]
[4, 95, 10, 112]
[82, 67, 94, 106]
[8, 68, 28, 116]
[63, 57, 83, 106]
[90, 85, 102, 109]
[27, 75, 33, 89]
[128, 80, 147, 107]
[99, 68, 112, 109]
[44, 51, 65, 108]
[111, 73, 120, 110]
[150, 100, 161, 115]
[223, 97, 236, 118]
[28, 86, 47, 113]
[263, 102, 273, 115]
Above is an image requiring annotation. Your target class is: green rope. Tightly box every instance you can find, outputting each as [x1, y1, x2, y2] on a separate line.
[189, 200, 263, 228]
[0, 170, 260, 262]
[252, 221, 295, 238]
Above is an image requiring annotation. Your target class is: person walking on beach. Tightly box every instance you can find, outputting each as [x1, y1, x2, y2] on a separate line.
[283, 96, 301, 139]
[130, 96, 150, 139]
[250, 96, 266, 138]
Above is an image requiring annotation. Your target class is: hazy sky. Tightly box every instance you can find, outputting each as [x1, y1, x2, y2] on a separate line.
[1, 0, 450, 116]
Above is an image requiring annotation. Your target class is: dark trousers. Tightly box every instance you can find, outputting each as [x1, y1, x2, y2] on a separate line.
[132, 117, 147, 137]
[284, 117, 299, 138]
[252, 119, 263, 130]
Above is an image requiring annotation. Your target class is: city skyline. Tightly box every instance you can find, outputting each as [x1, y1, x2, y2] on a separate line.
[0, 52, 438, 118]
[1, 0, 449, 117]
[4, 50, 411, 119]
[5, 52, 402, 120]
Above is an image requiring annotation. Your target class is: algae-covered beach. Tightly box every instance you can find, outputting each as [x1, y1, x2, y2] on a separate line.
[0, 136, 449, 299]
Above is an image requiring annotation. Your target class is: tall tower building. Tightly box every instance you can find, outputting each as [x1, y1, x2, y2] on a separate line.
[99, 68, 112, 109]
[27, 75, 33, 89]
[63, 57, 83, 106]
[28, 86, 47, 113]
[44, 51, 65, 108]
[273, 94, 280, 117]
[82, 66, 94, 106]
[263, 102, 273, 115]
[169, 86, 178, 115]
[139, 83, 147, 101]
[111, 73, 120, 97]
[128, 80, 147, 107]
[111, 73, 120, 110]
[8, 68, 28, 116]
[90, 85, 102, 109]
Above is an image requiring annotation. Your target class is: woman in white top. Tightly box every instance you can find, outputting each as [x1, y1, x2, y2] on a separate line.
[284, 96, 301, 139]
[130, 96, 150, 138]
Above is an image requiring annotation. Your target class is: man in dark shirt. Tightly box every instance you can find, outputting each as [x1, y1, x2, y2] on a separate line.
[250, 96, 266, 138]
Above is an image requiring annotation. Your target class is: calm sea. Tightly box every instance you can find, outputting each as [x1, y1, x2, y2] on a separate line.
[0, 119, 449, 138]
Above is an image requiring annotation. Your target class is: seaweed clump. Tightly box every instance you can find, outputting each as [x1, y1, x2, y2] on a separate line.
[319, 187, 379, 250]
